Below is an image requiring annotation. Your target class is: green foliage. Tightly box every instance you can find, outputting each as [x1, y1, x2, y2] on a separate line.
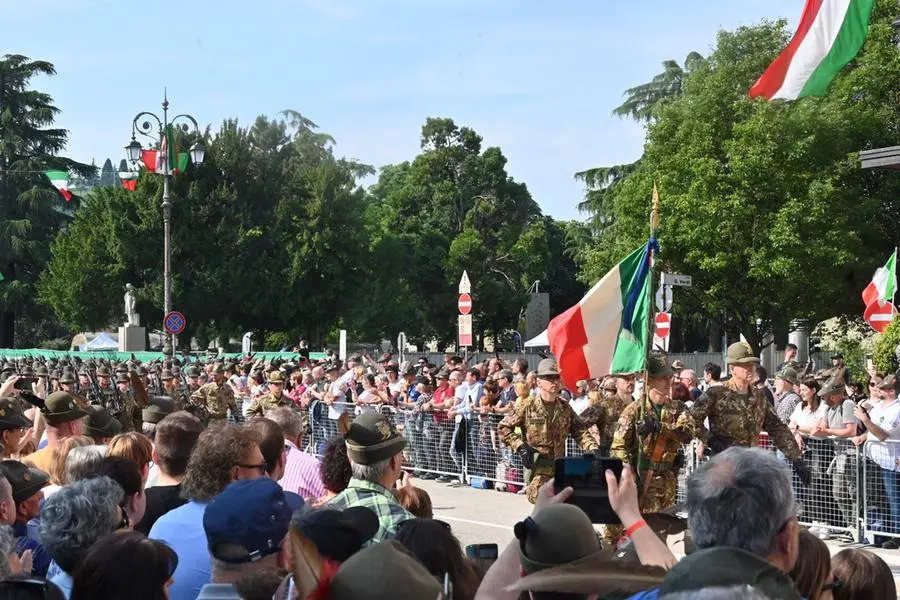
[354, 118, 582, 348]
[576, 12, 900, 350]
[873, 316, 900, 375]
[40, 111, 373, 347]
[0, 54, 92, 346]
[612, 52, 706, 121]
[99, 158, 117, 187]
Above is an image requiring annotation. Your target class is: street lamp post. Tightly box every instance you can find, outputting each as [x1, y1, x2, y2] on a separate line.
[125, 92, 204, 356]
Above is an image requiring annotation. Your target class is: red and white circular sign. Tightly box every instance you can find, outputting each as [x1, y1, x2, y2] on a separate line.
[655, 312, 671, 338]
[458, 293, 473, 315]
[864, 300, 898, 333]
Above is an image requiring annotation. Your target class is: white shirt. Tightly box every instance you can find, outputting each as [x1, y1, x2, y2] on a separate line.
[866, 398, 900, 471]
[570, 395, 591, 416]
[789, 402, 826, 432]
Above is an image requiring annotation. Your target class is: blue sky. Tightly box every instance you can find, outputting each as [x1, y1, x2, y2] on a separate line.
[2, 0, 802, 220]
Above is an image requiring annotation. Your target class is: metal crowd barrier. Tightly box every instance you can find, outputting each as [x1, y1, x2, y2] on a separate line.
[293, 398, 900, 544]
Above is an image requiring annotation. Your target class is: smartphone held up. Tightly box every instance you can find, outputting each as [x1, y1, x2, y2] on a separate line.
[554, 455, 623, 524]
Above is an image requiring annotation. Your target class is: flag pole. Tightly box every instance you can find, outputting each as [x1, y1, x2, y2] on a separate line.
[636, 183, 660, 490]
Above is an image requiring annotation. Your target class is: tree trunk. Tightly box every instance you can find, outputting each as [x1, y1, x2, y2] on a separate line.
[707, 320, 721, 352]
[0, 309, 14, 348]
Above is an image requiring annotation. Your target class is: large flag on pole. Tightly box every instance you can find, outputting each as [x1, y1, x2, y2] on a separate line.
[749, 0, 875, 101]
[862, 249, 897, 307]
[548, 240, 657, 390]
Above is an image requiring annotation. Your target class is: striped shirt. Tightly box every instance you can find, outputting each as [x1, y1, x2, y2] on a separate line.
[278, 440, 326, 500]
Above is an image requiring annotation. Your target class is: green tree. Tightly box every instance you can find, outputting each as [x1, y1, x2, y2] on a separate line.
[99, 158, 117, 187]
[873, 316, 900, 375]
[612, 52, 706, 121]
[358, 118, 551, 348]
[40, 111, 372, 348]
[578, 12, 900, 351]
[0, 55, 91, 347]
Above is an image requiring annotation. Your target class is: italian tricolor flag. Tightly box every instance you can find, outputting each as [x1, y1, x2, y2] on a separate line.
[45, 170, 72, 202]
[862, 249, 897, 307]
[120, 172, 138, 191]
[749, 0, 876, 100]
[547, 240, 656, 389]
[141, 125, 190, 175]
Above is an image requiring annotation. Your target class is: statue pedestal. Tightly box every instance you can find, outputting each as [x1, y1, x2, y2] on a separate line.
[119, 325, 147, 352]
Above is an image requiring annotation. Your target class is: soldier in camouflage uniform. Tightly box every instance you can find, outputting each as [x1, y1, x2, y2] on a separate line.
[246, 370, 291, 417]
[160, 369, 189, 411]
[676, 342, 811, 484]
[498, 358, 598, 503]
[90, 366, 138, 432]
[605, 354, 692, 544]
[191, 364, 239, 424]
[579, 375, 636, 455]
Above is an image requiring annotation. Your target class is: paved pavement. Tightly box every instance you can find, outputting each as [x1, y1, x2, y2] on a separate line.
[413, 477, 900, 588]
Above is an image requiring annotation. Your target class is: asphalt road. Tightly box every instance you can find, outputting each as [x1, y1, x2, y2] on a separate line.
[413, 476, 900, 589]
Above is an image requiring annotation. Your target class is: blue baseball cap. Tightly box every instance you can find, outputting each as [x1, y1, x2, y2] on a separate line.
[203, 478, 293, 563]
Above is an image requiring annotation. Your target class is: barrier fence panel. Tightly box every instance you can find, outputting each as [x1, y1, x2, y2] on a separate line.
[394, 407, 464, 482]
[862, 439, 900, 544]
[291, 392, 874, 543]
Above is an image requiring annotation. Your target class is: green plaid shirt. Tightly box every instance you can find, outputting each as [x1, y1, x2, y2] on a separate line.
[327, 478, 412, 542]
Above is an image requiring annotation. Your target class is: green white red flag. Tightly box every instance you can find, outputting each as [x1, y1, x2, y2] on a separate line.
[749, 0, 875, 100]
[862, 249, 897, 307]
[140, 125, 189, 174]
[44, 170, 72, 202]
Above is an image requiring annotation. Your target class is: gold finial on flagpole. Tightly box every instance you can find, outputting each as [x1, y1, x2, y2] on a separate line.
[650, 182, 660, 233]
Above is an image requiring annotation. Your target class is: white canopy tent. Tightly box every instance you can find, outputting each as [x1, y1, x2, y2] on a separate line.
[524, 329, 549, 348]
[81, 331, 119, 351]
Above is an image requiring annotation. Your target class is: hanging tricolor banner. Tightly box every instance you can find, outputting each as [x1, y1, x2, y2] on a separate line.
[749, 0, 875, 101]
[140, 125, 190, 175]
[120, 172, 138, 191]
[547, 239, 657, 390]
[45, 170, 72, 202]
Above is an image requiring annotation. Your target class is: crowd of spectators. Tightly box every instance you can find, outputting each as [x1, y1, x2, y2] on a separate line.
[0, 348, 897, 599]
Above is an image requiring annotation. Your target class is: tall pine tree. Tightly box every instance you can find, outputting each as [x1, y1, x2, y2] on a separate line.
[0, 54, 91, 346]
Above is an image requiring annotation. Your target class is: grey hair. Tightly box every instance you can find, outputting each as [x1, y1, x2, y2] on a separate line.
[65, 445, 109, 483]
[39, 476, 124, 573]
[142, 421, 159, 439]
[0, 525, 14, 579]
[686, 447, 795, 558]
[661, 586, 774, 600]
[350, 457, 392, 482]
[265, 406, 302, 439]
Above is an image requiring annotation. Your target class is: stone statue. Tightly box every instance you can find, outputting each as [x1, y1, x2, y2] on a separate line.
[124, 283, 140, 326]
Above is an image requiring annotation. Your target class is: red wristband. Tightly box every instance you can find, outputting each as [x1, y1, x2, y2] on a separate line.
[625, 519, 647, 537]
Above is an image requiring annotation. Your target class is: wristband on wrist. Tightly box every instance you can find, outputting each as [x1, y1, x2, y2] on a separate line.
[625, 519, 647, 537]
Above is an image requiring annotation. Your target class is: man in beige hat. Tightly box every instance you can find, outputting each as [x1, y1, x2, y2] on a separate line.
[191, 364, 239, 424]
[678, 343, 810, 484]
[245, 371, 291, 418]
[498, 358, 598, 503]
[602, 354, 693, 546]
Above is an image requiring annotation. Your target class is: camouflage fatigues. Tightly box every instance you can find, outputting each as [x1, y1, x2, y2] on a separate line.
[246, 391, 291, 418]
[191, 381, 237, 422]
[162, 387, 189, 412]
[498, 395, 598, 503]
[676, 378, 800, 459]
[605, 397, 691, 544]
[89, 386, 137, 432]
[580, 393, 633, 451]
